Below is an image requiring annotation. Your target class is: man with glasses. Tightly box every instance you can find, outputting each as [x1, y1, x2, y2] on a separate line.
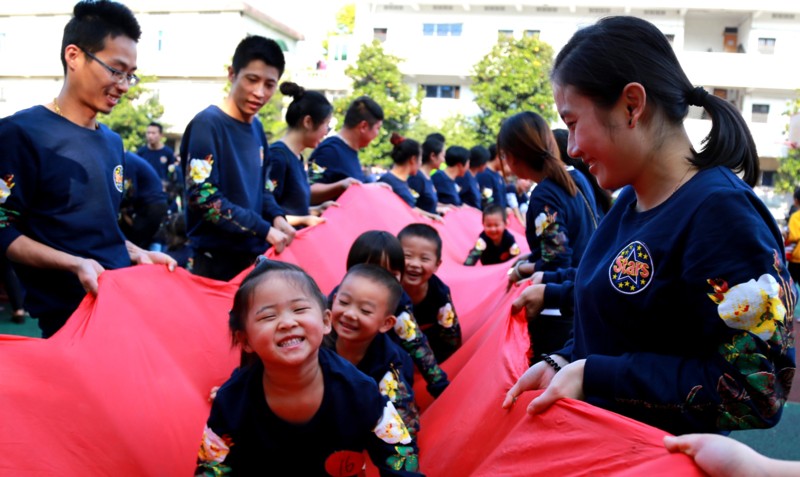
[0, 0, 175, 338]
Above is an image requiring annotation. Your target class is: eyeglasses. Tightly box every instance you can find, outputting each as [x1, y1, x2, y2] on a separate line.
[79, 47, 140, 87]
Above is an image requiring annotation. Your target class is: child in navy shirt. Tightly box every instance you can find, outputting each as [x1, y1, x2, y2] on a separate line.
[464, 204, 521, 266]
[327, 264, 421, 438]
[331, 231, 450, 397]
[398, 224, 462, 363]
[196, 260, 422, 476]
[431, 146, 470, 207]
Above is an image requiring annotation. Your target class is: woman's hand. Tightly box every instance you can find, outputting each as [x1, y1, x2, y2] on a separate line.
[510, 284, 546, 320]
[527, 358, 585, 414]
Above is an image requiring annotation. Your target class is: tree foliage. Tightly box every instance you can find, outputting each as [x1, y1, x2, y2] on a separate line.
[97, 75, 164, 152]
[407, 116, 482, 149]
[776, 94, 800, 193]
[335, 40, 422, 167]
[335, 4, 356, 35]
[471, 34, 557, 144]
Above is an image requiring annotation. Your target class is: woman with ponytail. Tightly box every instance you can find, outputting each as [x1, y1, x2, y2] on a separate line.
[379, 133, 442, 222]
[504, 16, 795, 437]
[499, 111, 601, 282]
[268, 82, 337, 228]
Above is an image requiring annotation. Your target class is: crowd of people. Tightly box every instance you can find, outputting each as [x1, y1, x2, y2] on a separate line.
[0, 1, 796, 475]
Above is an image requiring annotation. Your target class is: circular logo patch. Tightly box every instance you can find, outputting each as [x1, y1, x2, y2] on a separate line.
[113, 165, 124, 193]
[608, 240, 653, 294]
[324, 450, 365, 477]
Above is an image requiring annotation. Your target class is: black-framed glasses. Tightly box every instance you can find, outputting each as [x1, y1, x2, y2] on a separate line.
[79, 46, 140, 87]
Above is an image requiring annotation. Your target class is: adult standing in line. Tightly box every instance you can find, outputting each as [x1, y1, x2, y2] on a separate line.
[181, 35, 295, 281]
[504, 16, 795, 436]
[0, 0, 176, 338]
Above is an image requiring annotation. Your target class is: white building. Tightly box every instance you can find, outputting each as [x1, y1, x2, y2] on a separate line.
[0, 0, 304, 143]
[347, 0, 800, 184]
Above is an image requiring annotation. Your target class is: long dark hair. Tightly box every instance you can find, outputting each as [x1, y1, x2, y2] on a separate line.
[497, 112, 576, 196]
[552, 128, 612, 212]
[552, 16, 758, 186]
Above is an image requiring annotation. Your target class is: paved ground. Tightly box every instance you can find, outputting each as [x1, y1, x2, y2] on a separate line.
[1, 304, 798, 460]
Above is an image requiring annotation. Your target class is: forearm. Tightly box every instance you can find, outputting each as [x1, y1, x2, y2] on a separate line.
[310, 182, 346, 203]
[6, 235, 84, 273]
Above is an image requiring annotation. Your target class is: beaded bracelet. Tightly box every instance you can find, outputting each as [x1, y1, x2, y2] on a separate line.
[541, 354, 562, 373]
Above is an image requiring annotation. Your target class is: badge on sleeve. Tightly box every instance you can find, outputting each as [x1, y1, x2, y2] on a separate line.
[609, 241, 653, 294]
[113, 165, 124, 192]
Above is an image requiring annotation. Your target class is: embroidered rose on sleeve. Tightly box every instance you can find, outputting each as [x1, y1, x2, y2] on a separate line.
[475, 237, 487, 251]
[482, 187, 493, 199]
[197, 425, 233, 464]
[707, 274, 786, 341]
[0, 175, 15, 204]
[534, 206, 558, 237]
[373, 401, 412, 445]
[189, 155, 214, 184]
[379, 371, 399, 402]
[438, 303, 456, 328]
[394, 311, 417, 341]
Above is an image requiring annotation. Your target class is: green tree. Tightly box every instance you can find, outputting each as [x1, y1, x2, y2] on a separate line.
[98, 75, 165, 151]
[335, 40, 422, 167]
[776, 94, 800, 193]
[407, 115, 481, 149]
[335, 4, 355, 34]
[471, 34, 557, 144]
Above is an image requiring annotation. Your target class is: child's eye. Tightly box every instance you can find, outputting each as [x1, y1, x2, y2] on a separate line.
[294, 307, 310, 313]
[337, 299, 349, 306]
[258, 314, 276, 321]
[360, 309, 372, 315]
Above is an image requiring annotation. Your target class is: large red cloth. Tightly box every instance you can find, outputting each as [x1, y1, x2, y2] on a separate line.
[0, 185, 701, 476]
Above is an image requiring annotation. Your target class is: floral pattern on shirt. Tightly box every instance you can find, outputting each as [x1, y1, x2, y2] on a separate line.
[394, 311, 418, 341]
[438, 303, 456, 328]
[189, 155, 214, 184]
[195, 425, 233, 476]
[373, 401, 411, 445]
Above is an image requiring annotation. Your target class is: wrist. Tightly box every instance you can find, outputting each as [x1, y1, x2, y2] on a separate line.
[541, 354, 563, 373]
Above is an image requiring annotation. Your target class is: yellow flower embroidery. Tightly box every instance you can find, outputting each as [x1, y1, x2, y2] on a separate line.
[709, 274, 786, 340]
[394, 312, 417, 341]
[410, 189, 419, 199]
[373, 401, 411, 445]
[534, 207, 557, 237]
[189, 155, 214, 184]
[379, 371, 399, 402]
[198, 425, 232, 464]
[510, 243, 521, 256]
[482, 187, 493, 199]
[438, 303, 455, 328]
[475, 237, 487, 251]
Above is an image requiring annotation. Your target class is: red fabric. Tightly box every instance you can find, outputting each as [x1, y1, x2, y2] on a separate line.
[0, 185, 701, 476]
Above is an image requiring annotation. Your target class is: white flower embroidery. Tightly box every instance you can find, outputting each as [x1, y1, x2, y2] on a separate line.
[438, 303, 456, 328]
[189, 156, 214, 184]
[510, 243, 521, 256]
[373, 401, 411, 444]
[475, 237, 487, 251]
[715, 274, 786, 340]
[534, 212, 550, 237]
[0, 178, 13, 204]
[394, 311, 417, 341]
[482, 187, 493, 199]
[379, 371, 399, 402]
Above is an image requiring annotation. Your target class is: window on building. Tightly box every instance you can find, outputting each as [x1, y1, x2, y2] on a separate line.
[525, 29, 540, 38]
[423, 85, 461, 99]
[752, 103, 770, 123]
[422, 23, 462, 37]
[373, 28, 387, 42]
[761, 170, 776, 187]
[158, 30, 164, 52]
[758, 37, 776, 54]
[333, 43, 348, 61]
[498, 29, 513, 38]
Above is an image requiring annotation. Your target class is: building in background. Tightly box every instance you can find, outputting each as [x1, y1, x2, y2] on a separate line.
[0, 0, 304, 146]
[346, 0, 800, 186]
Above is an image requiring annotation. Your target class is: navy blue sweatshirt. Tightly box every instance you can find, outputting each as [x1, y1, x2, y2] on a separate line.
[379, 172, 416, 208]
[431, 170, 462, 206]
[308, 136, 366, 184]
[407, 170, 438, 214]
[268, 140, 311, 216]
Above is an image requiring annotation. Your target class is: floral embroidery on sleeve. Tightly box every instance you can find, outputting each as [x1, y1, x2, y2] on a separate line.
[464, 237, 486, 266]
[394, 312, 417, 341]
[394, 305, 449, 396]
[0, 175, 20, 228]
[510, 242, 521, 256]
[379, 370, 399, 402]
[195, 425, 233, 476]
[373, 401, 412, 445]
[189, 155, 214, 184]
[386, 445, 420, 473]
[534, 206, 557, 237]
[437, 303, 456, 328]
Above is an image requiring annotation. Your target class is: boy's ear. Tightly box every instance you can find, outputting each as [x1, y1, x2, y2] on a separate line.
[322, 309, 332, 334]
[434, 258, 442, 272]
[227, 65, 236, 83]
[380, 314, 397, 334]
[235, 330, 252, 353]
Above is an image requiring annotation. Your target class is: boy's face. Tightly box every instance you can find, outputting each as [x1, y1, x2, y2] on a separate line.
[483, 213, 507, 243]
[69, 34, 138, 115]
[331, 274, 394, 344]
[145, 125, 162, 147]
[239, 276, 331, 368]
[227, 59, 279, 123]
[400, 235, 441, 289]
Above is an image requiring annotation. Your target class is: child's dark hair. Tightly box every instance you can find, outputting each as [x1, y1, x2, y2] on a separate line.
[552, 16, 758, 186]
[346, 231, 405, 276]
[483, 203, 507, 222]
[498, 111, 577, 196]
[231, 35, 285, 77]
[229, 259, 326, 348]
[61, 0, 141, 74]
[398, 223, 443, 261]
[444, 146, 470, 167]
[389, 133, 421, 165]
[469, 146, 490, 169]
[422, 137, 444, 165]
[280, 82, 333, 129]
[343, 264, 403, 314]
[552, 128, 612, 213]
[343, 96, 384, 128]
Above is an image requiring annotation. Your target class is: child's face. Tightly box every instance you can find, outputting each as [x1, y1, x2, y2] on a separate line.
[331, 274, 395, 344]
[239, 276, 331, 368]
[400, 236, 441, 289]
[483, 213, 507, 243]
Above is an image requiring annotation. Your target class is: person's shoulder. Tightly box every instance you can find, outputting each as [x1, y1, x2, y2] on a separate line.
[187, 105, 224, 126]
[320, 348, 383, 400]
[268, 141, 293, 161]
[213, 363, 260, 415]
[429, 273, 450, 293]
[0, 106, 49, 134]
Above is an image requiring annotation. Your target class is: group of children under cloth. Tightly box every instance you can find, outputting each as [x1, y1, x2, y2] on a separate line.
[197, 222, 499, 475]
